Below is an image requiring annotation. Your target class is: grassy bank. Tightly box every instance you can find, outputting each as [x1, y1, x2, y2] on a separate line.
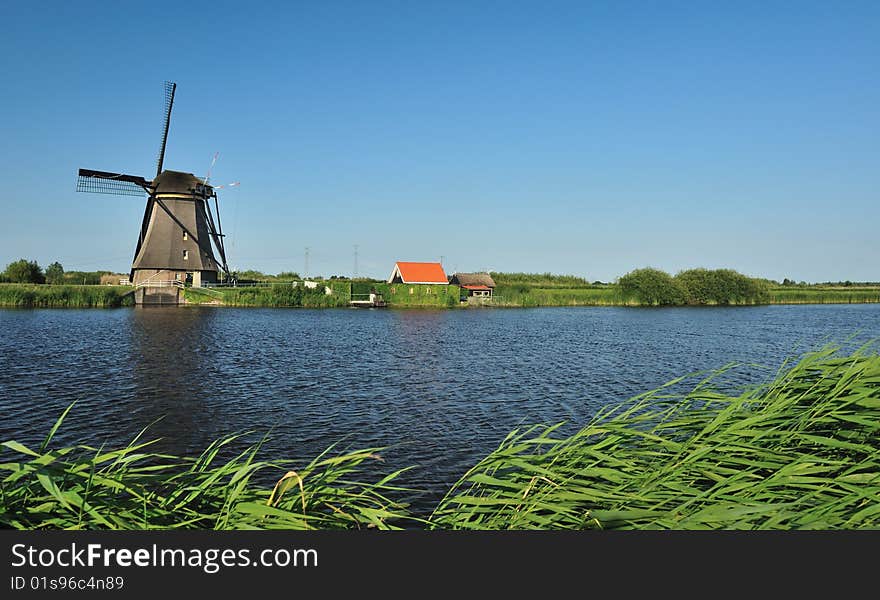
[3, 344, 878, 529]
[492, 284, 880, 308]
[183, 282, 460, 308]
[2, 281, 878, 309]
[184, 284, 350, 308]
[0, 284, 134, 308]
[493, 284, 624, 306]
[769, 287, 880, 304]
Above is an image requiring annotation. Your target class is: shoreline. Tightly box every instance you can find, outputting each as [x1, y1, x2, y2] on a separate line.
[2, 282, 879, 309]
[2, 297, 880, 310]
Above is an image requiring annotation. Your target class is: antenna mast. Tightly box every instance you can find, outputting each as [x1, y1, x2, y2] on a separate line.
[353, 244, 359, 279]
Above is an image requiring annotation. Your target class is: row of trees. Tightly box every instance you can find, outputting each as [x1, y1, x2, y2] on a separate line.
[618, 268, 771, 306]
[1, 260, 361, 286]
[0, 259, 118, 285]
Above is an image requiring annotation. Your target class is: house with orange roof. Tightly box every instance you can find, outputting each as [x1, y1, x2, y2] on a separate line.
[387, 261, 448, 285]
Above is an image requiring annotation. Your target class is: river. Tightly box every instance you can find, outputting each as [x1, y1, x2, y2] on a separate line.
[2, 304, 879, 510]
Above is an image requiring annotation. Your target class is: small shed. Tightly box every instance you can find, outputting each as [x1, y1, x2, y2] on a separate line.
[387, 261, 448, 284]
[450, 272, 496, 297]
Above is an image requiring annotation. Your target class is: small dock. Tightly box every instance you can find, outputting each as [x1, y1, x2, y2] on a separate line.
[350, 293, 386, 308]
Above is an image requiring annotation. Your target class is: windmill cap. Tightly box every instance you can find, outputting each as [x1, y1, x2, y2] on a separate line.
[153, 170, 208, 194]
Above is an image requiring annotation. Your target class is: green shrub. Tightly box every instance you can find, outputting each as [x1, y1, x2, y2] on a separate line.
[618, 268, 688, 305]
[675, 268, 770, 305]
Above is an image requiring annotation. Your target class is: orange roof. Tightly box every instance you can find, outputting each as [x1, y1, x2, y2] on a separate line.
[394, 261, 448, 284]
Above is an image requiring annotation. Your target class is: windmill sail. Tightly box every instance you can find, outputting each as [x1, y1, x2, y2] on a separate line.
[156, 81, 176, 177]
[76, 169, 150, 196]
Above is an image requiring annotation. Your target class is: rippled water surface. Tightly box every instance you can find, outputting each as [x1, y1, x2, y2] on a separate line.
[2, 304, 879, 508]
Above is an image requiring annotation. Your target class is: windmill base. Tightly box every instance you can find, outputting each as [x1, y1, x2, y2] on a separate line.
[134, 287, 180, 306]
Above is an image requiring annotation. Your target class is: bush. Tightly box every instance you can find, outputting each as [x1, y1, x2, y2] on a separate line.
[618, 268, 688, 305]
[675, 268, 770, 305]
[618, 267, 771, 306]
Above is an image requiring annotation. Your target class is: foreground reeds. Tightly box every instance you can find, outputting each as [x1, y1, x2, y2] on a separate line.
[432, 345, 880, 529]
[0, 416, 410, 530]
[2, 344, 878, 529]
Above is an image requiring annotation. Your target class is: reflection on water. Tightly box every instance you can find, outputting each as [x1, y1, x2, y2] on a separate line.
[123, 308, 220, 453]
[1, 304, 879, 508]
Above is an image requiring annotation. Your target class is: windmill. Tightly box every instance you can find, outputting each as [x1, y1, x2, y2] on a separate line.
[76, 82, 231, 293]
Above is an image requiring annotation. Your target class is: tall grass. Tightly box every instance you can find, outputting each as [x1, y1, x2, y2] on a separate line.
[0, 284, 133, 308]
[430, 344, 880, 529]
[0, 411, 410, 530]
[493, 285, 880, 307]
[214, 285, 349, 308]
[493, 285, 624, 307]
[2, 345, 879, 529]
[769, 288, 880, 304]
[491, 273, 593, 287]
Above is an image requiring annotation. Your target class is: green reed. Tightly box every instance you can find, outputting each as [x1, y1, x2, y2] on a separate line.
[2, 344, 878, 529]
[0, 409, 411, 530]
[0, 284, 134, 308]
[430, 344, 880, 529]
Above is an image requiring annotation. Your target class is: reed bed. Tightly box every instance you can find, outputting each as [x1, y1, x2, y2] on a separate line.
[0, 410, 410, 530]
[493, 285, 623, 307]
[769, 288, 880, 304]
[0, 284, 133, 308]
[2, 345, 878, 529]
[430, 344, 880, 529]
[214, 286, 349, 308]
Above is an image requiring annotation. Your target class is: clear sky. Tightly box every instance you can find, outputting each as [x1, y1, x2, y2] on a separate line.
[0, 1, 877, 282]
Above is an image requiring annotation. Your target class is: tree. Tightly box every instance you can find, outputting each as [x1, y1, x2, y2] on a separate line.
[45, 261, 64, 284]
[3, 259, 45, 284]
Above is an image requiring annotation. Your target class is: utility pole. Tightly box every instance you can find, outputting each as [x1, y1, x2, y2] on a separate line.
[353, 244, 359, 280]
[304, 247, 310, 279]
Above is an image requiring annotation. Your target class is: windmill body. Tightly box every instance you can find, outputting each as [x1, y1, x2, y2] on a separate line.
[76, 83, 230, 302]
[130, 170, 222, 287]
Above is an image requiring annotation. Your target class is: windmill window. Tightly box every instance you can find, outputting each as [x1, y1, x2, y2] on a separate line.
[183, 250, 189, 261]
[182, 231, 188, 241]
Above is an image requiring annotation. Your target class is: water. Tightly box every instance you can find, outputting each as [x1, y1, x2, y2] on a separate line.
[2, 304, 879, 510]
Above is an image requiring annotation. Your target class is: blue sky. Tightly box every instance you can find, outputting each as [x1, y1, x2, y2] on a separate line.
[0, 1, 877, 282]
